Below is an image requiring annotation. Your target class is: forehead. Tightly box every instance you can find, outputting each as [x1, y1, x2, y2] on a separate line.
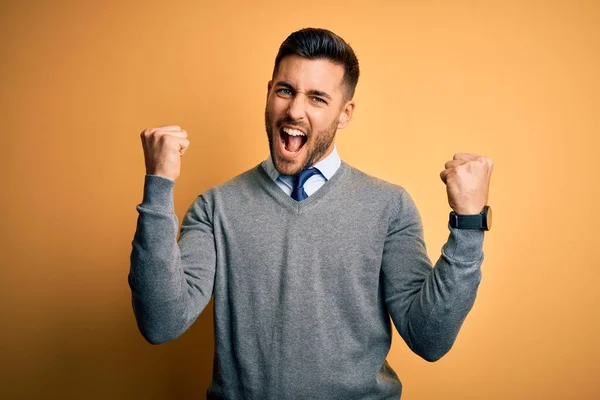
[274, 55, 345, 95]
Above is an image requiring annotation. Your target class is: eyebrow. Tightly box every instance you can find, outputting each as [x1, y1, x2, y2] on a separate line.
[274, 81, 332, 100]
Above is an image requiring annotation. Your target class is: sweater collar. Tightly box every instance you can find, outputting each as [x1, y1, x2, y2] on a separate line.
[262, 145, 341, 182]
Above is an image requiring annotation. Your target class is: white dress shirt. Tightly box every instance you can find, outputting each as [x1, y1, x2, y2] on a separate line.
[261, 145, 341, 197]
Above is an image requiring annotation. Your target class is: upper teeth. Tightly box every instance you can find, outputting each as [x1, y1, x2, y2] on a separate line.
[283, 127, 306, 136]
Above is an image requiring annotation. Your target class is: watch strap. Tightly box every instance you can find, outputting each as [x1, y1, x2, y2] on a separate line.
[449, 212, 485, 229]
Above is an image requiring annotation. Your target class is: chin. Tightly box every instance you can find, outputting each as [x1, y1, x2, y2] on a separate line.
[273, 154, 305, 176]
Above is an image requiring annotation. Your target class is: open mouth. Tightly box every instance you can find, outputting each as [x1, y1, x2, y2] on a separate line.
[279, 126, 308, 154]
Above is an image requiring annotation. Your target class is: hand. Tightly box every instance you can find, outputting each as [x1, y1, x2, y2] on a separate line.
[140, 125, 190, 182]
[440, 153, 494, 215]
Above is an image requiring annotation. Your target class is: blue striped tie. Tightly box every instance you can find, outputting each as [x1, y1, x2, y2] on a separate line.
[291, 168, 320, 201]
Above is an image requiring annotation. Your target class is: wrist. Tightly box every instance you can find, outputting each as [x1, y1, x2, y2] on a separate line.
[452, 206, 484, 215]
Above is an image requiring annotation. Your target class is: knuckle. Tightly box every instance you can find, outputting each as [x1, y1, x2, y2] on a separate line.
[150, 130, 161, 140]
[475, 156, 493, 169]
[158, 134, 169, 143]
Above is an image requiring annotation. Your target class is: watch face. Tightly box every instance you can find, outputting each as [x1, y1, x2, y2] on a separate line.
[485, 206, 492, 230]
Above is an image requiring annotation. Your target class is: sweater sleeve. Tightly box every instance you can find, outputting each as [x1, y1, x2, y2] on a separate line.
[128, 175, 216, 344]
[381, 189, 484, 362]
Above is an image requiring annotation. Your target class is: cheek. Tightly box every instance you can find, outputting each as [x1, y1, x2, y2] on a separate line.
[309, 110, 334, 131]
[268, 96, 287, 116]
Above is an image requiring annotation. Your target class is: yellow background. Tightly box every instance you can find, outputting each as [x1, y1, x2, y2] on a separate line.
[1, 1, 598, 399]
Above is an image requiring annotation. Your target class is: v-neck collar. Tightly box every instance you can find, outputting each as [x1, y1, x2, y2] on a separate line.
[255, 162, 350, 214]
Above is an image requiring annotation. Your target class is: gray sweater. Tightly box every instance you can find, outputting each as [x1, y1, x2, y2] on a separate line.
[129, 161, 484, 400]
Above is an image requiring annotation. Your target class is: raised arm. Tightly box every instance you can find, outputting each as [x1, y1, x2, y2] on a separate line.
[382, 153, 493, 361]
[128, 126, 216, 344]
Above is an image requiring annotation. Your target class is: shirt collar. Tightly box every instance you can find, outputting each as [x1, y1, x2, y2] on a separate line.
[262, 145, 341, 181]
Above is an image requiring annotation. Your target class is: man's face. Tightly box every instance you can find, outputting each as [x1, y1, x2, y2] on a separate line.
[265, 55, 355, 176]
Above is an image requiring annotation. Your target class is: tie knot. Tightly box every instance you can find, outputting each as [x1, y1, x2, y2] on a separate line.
[290, 168, 320, 201]
[294, 168, 320, 190]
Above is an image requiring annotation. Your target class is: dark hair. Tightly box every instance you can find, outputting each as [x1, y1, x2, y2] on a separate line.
[272, 28, 360, 100]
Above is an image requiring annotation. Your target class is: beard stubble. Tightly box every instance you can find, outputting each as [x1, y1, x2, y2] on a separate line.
[265, 107, 339, 176]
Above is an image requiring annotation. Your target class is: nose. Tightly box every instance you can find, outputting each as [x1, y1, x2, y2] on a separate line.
[286, 94, 306, 121]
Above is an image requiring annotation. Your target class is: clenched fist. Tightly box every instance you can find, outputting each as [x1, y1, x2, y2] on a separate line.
[440, 153, 494, 215]
[140, 125, 190, 182]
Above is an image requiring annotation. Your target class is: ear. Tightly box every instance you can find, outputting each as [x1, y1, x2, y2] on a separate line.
[337, 100, 355, 129]
[267, 80, 273, 97]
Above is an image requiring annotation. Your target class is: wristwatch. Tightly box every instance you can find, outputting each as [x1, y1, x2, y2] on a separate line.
[449, 205, 492, 231]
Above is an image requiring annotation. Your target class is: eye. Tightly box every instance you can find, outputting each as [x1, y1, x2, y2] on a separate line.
[276, 88, 293, 96]
[311, 96, 327, 104]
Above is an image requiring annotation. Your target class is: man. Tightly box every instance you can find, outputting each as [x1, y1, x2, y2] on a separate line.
[130, 28, 493, 399]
